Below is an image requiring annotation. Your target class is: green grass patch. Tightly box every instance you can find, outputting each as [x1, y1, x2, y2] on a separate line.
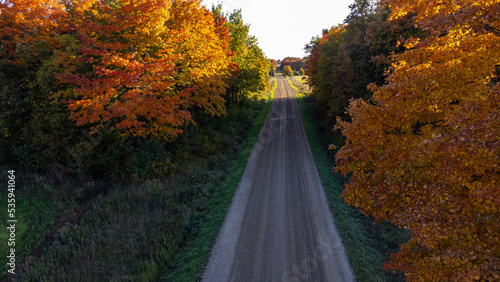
[269, 76, 278, 99]
[292, 81, 407, 281]
[287, 76, 310, 99]
[293, 75, 308, 84]
[0, 173, 63, 280]
[287, 78, 300, 93]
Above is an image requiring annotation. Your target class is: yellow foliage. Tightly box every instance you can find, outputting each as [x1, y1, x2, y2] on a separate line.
[48, 0, 234, 140]
[338, 0, 500, 280]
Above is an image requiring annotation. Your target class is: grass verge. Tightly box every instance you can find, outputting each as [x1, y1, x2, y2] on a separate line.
[291, 79, 407, 281]
[294, 75, 308, 84]
[163, 77, 277, 281]
[0, 172, 85, 280]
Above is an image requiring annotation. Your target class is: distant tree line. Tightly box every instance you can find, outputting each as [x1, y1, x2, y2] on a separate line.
[280, 57, 306, 72]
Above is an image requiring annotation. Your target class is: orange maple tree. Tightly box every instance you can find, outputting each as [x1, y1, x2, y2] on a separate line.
[54, 0, 233, 140]
[335, 0, 499, 280]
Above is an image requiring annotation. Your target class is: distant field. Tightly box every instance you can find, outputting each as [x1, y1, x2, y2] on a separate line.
[294, 75, 308, 84]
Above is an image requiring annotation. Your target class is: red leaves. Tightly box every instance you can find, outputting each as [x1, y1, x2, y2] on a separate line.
[281, 57, 307, 72]
[0, 0, 68, 64]
[42, 0, 234, 140]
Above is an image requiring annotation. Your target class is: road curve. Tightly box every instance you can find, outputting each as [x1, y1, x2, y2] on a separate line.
[202, 77, 355, 282]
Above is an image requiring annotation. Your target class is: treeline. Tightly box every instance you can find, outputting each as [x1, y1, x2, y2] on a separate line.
[280, 56, 306, 72]
[306, 0, 499, 280]
[0, 0, 271, 178]
[270, 57, 307, 77]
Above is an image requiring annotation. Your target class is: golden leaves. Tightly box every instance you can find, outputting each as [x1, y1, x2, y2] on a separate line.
[336, 0, 500, 280]
[0, 0, 68, 64]
[47, 0, 234, 140]
[387, 0, 500, 36]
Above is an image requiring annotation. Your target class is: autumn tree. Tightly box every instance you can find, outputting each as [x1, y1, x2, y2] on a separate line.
[0, 0, 77, 168]
[281, 56, 307, 72]
[298, 68, 305, 76]
[54, 0, 233, 141]
[282, 65, 293, 77]
[305, 24, 357, 128]
[0, 0, 67, 64]
[305, 0, 379, 128]
[0, 0, 239, 173]
[270, 59, 277, 76]
[336, 0, 500, 280]
[221, 8, 270, 103]
[305, 0, 423, 146]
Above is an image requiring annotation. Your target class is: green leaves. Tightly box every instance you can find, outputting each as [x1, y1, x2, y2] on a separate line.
[222, 9, 270, 102]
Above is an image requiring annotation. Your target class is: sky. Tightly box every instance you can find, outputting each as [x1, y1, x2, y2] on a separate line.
[201, 0, 353, 60]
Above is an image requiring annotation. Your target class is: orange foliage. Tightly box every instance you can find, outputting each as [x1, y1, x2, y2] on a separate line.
[0, 0, 67, 64]
[336, 0, 500, 280]
[53, 0, 233, 140]
[282, 65, 293, 76]
[385, 0, 500, 36]
[166, 0, 233, 117]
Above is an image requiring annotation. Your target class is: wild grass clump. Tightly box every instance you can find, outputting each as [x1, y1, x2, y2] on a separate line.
[0, 171, 68, 280]
[21, 178, 185, 280]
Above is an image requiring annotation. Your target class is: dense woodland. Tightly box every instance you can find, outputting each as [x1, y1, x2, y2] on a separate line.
[305, 0, 499, 280]
[0, 0, 270, 177]
[280, 56, 306, 74]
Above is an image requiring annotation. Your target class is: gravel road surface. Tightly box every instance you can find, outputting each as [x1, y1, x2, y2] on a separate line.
[202, 76, 355, 282]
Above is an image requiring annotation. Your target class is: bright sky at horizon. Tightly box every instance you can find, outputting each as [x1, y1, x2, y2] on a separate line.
[201, 0, 353, 60]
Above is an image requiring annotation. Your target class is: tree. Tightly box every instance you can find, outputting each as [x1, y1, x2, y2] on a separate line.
[223, 9, 270, 102]
[304, 1, 423, 138]
[281, 56, 307, 72]
[304, 0, 379, 128]
[0, 0, 67, 64]
[335, 0, 500, 280]
[298, 68, 305, 76]
[53, 0, 233, 141]
[0, 0, 75, 168]
[282, 65, 293, 77]
[270, 59, 277, 76]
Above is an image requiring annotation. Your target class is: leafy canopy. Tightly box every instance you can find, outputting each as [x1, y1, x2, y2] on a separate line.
[336, 0, 500, 280]
[282, 65, 293, 77]
[51, 0, 234, 141]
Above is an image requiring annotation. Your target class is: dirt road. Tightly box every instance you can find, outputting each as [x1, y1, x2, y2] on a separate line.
[202, 77, 355, 282]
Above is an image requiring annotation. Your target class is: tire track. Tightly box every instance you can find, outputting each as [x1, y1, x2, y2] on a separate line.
[202, 77, 355, 282]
